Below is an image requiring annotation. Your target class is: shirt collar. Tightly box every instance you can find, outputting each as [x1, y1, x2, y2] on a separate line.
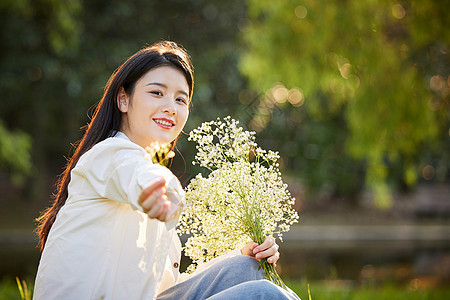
[111, 131, 131, 141]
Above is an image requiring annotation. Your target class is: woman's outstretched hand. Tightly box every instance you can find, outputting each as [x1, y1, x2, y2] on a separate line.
[240, 236, 280, 267]
[138, 178, 172, 222]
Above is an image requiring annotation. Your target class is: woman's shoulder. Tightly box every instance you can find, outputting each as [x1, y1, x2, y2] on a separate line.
[96, 134, 143, 151]
[78, 134, 147, 167]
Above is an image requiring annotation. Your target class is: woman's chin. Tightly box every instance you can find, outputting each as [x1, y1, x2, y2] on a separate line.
[148, 136, 175, 145]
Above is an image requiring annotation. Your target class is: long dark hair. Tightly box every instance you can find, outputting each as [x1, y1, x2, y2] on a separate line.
[36, 41, 194, 252]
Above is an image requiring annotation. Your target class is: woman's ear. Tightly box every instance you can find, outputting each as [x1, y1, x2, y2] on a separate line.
[117, 87, 129, 113]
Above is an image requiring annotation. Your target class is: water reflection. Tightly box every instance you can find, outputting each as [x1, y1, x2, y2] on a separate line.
[0, 244, 40, 280]
[278, 239, 450, 287]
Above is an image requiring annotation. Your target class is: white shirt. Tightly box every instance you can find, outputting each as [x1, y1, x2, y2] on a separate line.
[33, 133, 241, 300]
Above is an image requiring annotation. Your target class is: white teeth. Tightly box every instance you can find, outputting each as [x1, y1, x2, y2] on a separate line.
[155, 119, 173, 126]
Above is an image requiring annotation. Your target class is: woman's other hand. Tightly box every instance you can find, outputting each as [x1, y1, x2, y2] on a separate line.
[240, 236, 280, 267]
[138, 178, 172, 222]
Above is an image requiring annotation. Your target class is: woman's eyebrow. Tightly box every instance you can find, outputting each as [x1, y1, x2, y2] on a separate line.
[146, 82, 189, 97]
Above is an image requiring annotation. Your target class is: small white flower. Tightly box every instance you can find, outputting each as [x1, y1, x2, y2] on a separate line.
[145, 142, 174, 166]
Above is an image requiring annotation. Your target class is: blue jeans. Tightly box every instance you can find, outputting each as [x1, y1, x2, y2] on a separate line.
[157, 255, 300, 300]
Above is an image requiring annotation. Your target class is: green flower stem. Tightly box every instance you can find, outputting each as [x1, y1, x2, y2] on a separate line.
[260, 258, 286, 289]
[225, 163, 286, 288]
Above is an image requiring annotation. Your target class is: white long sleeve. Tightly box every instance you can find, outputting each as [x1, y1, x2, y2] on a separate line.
[34, 133, 184, 300]
[74, 134, 184, 229]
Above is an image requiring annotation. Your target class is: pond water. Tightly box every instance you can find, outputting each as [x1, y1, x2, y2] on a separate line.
[0, 243, 40, 281]
[278, 239, 450, 287]
[1, 234, 449, 287]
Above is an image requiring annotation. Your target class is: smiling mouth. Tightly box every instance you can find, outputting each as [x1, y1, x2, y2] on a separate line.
[153, 118, 175, 128]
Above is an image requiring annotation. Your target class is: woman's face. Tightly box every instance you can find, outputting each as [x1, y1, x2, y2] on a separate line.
[118, 66, 190, 148]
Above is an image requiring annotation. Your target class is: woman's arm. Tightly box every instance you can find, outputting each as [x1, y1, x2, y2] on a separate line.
[77, 138, 184, 227]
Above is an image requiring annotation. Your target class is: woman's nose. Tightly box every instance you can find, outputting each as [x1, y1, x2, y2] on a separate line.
[162, 99, 176, 115]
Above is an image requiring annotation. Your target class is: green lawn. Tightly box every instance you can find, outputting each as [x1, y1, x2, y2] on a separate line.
[286, 279, 450, 300]
[1, 277, 449, 300]
[0, 277, 32, 300]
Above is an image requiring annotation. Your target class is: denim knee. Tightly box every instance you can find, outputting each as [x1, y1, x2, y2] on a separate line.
[222, 255, 264, 280]
[213, 255, 264, 284]
[244, 280, 299, 300]
[206, 279, 301, 300]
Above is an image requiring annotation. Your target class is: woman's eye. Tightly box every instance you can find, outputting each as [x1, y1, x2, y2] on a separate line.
[176, 97, 187, 104]
[150, 91, 163, 96]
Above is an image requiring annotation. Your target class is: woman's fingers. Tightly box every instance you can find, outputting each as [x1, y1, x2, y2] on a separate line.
[139, 177, 174, 221]
[140, 187, 166, 212]
[138, 177, 166, 206]
[240, 242, 258, 257]
[254, 244, 278, 259]
[157, 199, 172, 221]
[253, 236, 275, 255]
[146, 195, 171, 220]
[252, 236, 280, 265]
[240, 237, 280, 265]
[267, 251, 280, 265]
[145, 196, 164, 218]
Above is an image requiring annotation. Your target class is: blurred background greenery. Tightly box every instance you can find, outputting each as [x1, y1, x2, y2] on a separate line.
[0, 0, 449, 298]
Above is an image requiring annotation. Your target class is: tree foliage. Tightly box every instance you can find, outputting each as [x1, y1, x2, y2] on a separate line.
[0, 0, 82, 188]
[0, 0, 448, 208]
[0, 122, 31, 185]
[240, 0, 449, 207]
[0, 0, 249, 199]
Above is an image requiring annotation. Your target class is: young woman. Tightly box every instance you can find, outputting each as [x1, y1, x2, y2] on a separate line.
[34, 41, 299, 300]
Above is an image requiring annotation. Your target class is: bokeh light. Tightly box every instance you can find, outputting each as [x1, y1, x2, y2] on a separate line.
[392, 4, 406, 20]
[339, 63, 352, 79]
[430, 75, 445, 91]
[272, 84, 289, 103]
[287, 88, 305, 107]
[421, 164, 435, 180]
[294, 6, 307, 19]
[27, 67, 42, 82]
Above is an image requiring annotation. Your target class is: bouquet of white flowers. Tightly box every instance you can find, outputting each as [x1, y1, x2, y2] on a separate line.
[178, 116, 299, 287]
[145, 142, 175, 166]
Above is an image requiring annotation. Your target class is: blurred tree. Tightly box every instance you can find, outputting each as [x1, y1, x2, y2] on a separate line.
[3, 0, 447, 209]
[0, 121, 31, 185]
[240, 0, 449, 207]
[0, 0, 82, 197]
[76, 0, 249, 183]
[0, 0, 249, 200]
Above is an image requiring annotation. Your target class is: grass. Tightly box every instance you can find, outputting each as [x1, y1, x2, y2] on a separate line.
[15, 277, 31, 300]
[1, 277, 450, 300]
[0, 277, 33, 300]
[285, 279, 450, 300]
